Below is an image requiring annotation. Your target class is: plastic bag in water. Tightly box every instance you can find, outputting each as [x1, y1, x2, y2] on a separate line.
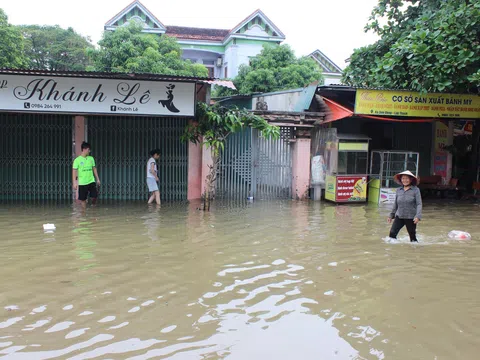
[43, 224, 56, 231]
[448, 230, 471, 241]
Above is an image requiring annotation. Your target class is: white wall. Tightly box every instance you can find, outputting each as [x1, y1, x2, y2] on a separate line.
[252, 90, 304, 111]
[225, 42, 267, 78]
[323, 74, 343, 85]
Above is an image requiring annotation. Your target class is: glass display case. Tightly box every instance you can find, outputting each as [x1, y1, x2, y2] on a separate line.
[368, 151, 420, 204]
[323, 134, 370, 203]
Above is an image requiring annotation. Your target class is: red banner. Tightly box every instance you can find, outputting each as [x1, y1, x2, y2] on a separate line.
[335, 176, 367, 202]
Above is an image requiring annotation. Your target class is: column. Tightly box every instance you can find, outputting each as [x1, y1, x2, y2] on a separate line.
[446, 121, 454, 182]
[432, 120, 449, 182]
[292, 136, 312, 200]
[201, 145, 213, 196]
[74, 116, 86, 155]
[187, 137, 203, 200]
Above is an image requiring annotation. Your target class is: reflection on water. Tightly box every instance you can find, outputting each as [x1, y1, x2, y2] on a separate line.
[0, 200, 479, 359]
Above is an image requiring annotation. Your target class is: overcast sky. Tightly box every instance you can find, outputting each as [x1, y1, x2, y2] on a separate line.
[2, 0, 380, 68]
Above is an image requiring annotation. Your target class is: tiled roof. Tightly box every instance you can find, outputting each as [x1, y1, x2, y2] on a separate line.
[0, 68, 237, 88]
[0, 68, 207, 82]
[166, 26, 230, 41]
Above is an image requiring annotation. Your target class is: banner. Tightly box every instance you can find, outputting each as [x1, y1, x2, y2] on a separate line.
[0, 74, 195, 116]
[433, 121, 449, 178]
[335, 176, 367, 202]
[355, 89, 480, 119]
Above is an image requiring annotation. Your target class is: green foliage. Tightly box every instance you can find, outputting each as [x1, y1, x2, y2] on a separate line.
[182, 102, 279, 210]
[181, 102, 280, 155]
[19, 25, 94, 71]
[0, 9, 28, 68]
[90, 23, 208, 77]
[343, 0, 480, 93]
[214, 44, 323, 96]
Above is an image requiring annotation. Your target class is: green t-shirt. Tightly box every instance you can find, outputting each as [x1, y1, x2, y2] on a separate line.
[73, 155, 96, 186]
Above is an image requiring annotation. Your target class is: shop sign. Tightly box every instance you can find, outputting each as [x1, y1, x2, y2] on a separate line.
[355, 89, 480, 119]
[0, 74, 195, 116]
[335, 176, 367, 202]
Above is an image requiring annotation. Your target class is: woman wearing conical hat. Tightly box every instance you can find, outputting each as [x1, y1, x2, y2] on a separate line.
[387, 170, 423, 242]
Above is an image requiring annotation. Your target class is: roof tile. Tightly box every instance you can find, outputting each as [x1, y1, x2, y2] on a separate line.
[166, 26, 230, 41]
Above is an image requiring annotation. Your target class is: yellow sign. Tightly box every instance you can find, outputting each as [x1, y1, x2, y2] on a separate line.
[338, 142, 369, 151]
[355, 89, 480, 119]
[325, 176, 336, 201]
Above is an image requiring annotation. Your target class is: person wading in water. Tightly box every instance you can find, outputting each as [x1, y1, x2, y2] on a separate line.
[73, 142, 101, 210]
[387, 170, 423, 242]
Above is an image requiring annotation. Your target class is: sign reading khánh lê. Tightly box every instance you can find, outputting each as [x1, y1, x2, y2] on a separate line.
[355, 89, 480, 119]
[0, 75, 195, 116]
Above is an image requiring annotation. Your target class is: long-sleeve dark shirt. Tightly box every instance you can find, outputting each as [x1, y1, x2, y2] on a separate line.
[389, 186, 423, 220]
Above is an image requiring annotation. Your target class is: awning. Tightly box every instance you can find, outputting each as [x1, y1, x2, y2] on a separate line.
[321, 96, 436, 123]
[321, 96, 353, 123]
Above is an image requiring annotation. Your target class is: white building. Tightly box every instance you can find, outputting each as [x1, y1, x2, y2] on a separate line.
[105, 1, 285, 79]
[106, 1, 344, 81]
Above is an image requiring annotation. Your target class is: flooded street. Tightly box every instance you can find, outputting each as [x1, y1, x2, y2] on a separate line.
[0, 200, 479, 359]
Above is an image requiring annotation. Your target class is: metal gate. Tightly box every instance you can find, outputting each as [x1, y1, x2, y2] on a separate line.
[217, 127, 293, 199]
[0, 113, 72, 201]
[87, 116, 188, 201]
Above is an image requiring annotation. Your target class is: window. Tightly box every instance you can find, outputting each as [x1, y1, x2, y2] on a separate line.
[207, 67, 214, 78]
[224, 66, 228, 78]
[337, 151, 368, 175]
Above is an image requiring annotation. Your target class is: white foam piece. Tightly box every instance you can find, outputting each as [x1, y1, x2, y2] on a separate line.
[43, 224, 56, 231]
[448, 230, 472, 241]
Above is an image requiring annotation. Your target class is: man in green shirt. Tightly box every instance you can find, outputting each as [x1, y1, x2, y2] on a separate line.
[73, 142, 101, 209]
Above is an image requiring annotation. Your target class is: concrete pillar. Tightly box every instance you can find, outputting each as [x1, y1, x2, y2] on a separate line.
[74, 116, 86, 155]
[292, 137, 311, 200]
[187, 136, 203, 200]
[201, 145, 213, 196]
[446, 121, 454, 182]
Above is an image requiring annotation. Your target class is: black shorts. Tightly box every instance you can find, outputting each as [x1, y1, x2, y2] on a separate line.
[78, 182, 98, 201]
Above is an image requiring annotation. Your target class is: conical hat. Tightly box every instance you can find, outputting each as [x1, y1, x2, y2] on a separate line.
[394, 170, 418, 186]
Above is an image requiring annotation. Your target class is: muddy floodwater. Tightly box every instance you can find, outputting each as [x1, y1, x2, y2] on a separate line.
[0, 200, 479, 359]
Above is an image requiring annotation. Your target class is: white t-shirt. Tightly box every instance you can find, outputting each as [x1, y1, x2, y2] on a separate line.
[147, 157, 157, 179]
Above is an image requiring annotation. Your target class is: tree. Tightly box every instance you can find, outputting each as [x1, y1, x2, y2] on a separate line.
[181, 103, 280, 210]
[19, 25, 94, 71]
[343, 0, 480, 191]
[343, 0, 480, 94]
[214, 44, 323, 96]
[89, 23, 208, 77]
[0, 9, 28, 68]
